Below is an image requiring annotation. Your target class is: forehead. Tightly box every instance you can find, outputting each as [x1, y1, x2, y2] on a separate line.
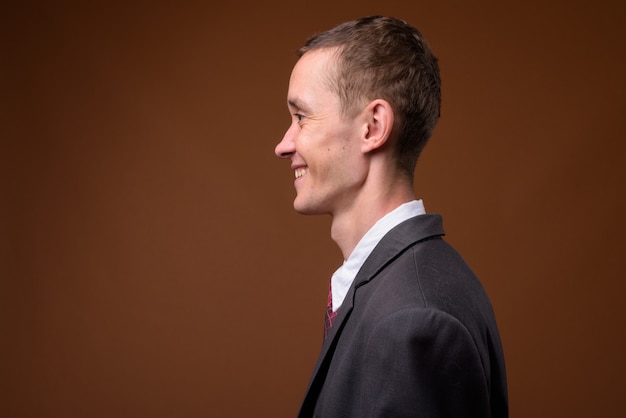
[292, 48, 336, 77]
[288, 49, 338, 109]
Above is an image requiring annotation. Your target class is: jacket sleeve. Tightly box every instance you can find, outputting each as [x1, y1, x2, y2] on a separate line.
[354, 307, 492, 418]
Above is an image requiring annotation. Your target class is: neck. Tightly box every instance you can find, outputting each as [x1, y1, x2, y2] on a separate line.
[330, 179, 415, 260]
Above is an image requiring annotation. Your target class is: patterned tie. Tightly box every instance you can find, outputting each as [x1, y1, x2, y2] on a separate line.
[324, 282, 338, 339]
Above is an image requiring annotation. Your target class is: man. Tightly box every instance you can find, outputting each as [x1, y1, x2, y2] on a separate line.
[275, 16, 508, 417]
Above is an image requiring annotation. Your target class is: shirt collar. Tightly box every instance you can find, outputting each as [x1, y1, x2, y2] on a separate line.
[330, 199, 426, 311]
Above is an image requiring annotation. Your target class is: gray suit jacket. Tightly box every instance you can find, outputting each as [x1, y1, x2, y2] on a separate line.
[298, 214, 508, 417]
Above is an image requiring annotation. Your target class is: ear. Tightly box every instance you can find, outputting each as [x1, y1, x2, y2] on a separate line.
[361, 99, 394, 154]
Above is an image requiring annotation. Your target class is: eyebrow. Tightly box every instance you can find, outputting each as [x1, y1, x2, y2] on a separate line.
[288, 98, 310, 112]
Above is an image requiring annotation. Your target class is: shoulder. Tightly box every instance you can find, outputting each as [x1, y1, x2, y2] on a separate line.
[352, 233, 499, 364]
[367, 306, 480, 359]
[361, 234, 486, 313]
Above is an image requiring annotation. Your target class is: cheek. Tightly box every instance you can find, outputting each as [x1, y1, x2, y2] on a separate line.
[330, 148, 364, 183]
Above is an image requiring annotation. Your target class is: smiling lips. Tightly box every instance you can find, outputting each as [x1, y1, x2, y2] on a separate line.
[295, 167, 309, 179]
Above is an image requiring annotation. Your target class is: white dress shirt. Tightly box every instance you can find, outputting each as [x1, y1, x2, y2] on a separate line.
[330, 199, 426, 312]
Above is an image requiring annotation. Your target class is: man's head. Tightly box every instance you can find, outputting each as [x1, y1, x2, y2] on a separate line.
[275, 16, 440, 217]
[297, 16, 441, 176]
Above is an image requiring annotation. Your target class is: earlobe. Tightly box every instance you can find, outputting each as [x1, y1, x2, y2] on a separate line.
[361, 99, 394, 154]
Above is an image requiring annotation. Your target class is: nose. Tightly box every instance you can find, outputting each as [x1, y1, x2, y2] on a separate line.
[274, 125, 296, 159]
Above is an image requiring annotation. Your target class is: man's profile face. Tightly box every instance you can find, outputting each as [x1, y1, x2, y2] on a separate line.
[274, 49, 368, 216]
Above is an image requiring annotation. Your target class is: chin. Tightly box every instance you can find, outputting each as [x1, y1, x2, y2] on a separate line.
[293, 199, 327, 216]
[293, 204, 316, 215]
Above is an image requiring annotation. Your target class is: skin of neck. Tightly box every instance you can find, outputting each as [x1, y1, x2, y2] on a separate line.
[330, 152, 416, 261]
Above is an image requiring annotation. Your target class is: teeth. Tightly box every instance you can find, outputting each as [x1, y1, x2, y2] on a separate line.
[295, 168, 308, 179]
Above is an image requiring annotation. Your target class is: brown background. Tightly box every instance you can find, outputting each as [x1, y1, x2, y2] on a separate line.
[2, 1, 625, 417]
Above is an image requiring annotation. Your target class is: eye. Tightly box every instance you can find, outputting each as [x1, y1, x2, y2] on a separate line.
[294, 113, 304, 122]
